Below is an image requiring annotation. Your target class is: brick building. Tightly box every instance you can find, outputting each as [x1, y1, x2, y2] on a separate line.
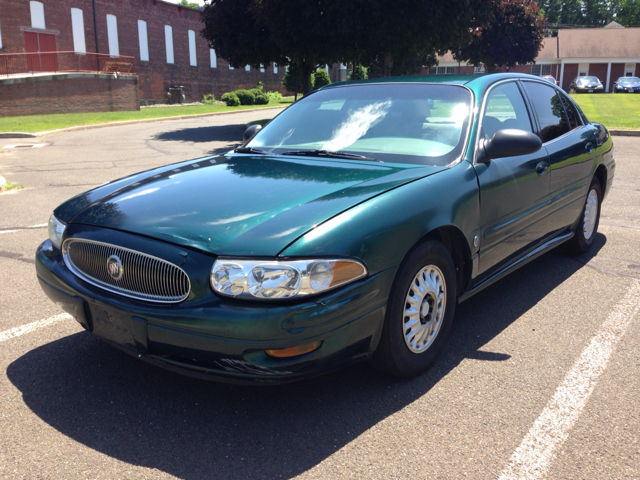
[0, 0, 286, 101]
[426, 23, 640, 93]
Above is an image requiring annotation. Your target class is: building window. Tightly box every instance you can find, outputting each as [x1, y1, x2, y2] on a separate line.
[531, 64, 551, 76]
[229, 64, 234, 70]
[273, 63, 278, 74]
[245, 65, 250, 71]
[188, 30, 197, 66]
[210, 49, 217, 68]
[70, 9, 86, 53]
[430, 66, 455, 75]
[137, 20, 149, 61]
[164, 25, 174, 64]
[106, 14, 119, 56]
[30, 1, 46, 29]
[260, 64, 265, 73]
[0, 21, 4, 49]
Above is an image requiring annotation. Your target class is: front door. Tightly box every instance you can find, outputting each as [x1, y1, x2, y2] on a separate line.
[473, 81, 551, 282]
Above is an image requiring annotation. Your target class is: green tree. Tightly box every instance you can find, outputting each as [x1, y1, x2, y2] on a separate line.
[313, 69, 331, 89]
[457, 0, 545, 72]
[179, 0, 201, 8]
[282, 63, 313, 100]
[615, 0, 640, 26]
[338, 0, 494, 77]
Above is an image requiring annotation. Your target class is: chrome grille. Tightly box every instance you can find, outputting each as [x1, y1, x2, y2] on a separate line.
[63, 239, 190, 303]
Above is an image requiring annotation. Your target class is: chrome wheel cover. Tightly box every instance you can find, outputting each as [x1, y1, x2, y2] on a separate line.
[403, 265, 446, 354]
[583, 188, 598, 240]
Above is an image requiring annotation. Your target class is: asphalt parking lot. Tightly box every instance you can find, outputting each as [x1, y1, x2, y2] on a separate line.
[0, 111, 638, 479]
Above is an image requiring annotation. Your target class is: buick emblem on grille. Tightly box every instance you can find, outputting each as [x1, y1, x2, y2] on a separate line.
[106, 255, 124, 280]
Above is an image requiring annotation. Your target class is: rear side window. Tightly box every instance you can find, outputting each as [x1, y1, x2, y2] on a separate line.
[481, 82, 533, 140]
[557, 93, 581, 130]
[522, 81, 570, 143]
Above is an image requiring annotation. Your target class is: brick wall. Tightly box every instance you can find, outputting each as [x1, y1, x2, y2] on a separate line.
[0, 0, 286, 100]
[0, 72, 140, 117]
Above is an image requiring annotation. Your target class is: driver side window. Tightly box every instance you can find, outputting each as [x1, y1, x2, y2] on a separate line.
[482, 82, 533, 140]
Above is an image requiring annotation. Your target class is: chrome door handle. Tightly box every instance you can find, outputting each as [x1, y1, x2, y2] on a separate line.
[535, 161, 550, 176]
[585, 142, 594, 154]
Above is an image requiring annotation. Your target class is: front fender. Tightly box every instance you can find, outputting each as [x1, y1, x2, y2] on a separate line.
[279, 161, 480, 276]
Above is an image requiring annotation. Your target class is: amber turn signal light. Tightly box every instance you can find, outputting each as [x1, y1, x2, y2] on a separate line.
[265, 341, 322, 358]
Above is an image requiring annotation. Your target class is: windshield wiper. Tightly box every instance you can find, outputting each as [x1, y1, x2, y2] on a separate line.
[234, 146, 268, 154]
[281, 150, 382, 162]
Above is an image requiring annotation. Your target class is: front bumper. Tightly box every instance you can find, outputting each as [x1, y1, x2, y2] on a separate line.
[36, 240, 394, 384]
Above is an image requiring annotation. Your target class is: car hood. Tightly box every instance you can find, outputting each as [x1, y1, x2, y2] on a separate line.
[618, 82, 640, 87]
[58, 154, 446, 256]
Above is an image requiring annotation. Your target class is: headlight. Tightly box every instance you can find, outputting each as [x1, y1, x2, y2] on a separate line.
[48, 214, 66, 249]
[211, 258, 367, 300]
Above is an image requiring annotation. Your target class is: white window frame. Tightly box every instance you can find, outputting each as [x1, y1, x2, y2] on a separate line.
[260, 64, 265, 73]
[229, 64, 234, 70]
[531, 64, 552, 76]
[70, 8, 86, 53]
[30, 1, 45, 29]
[273, 62, 278, 74]
[245, 65, 250, 71]
[106, 14, 119, 56]
[188, 30, 197, 66]
[0, 23, 2, 49]
[624, 63, 636, 77]
[210, 49, 217, 68]
[138, 20, 149, 61]
[578, 63, 589, 77]
[164, 25, 174, 64]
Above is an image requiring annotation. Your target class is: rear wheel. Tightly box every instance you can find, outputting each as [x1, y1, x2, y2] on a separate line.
[563, 176, 602, 255]
[371, 241, 457, 377]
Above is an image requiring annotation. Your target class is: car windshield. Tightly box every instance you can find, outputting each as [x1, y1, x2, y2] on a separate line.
[245, 84, 473, 166]
[619, 77, 640, 83]
[578, 76, 599, 83]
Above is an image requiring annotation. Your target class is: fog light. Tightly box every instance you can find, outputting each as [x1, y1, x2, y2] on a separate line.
[265, 341, 322, 358]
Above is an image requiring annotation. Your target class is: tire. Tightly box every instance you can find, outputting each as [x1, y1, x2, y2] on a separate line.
[370, 241, 457, 378]
[563, 176, 602, 255]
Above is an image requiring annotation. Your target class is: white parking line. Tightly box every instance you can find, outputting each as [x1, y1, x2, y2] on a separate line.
[0, 313, 72, 342]
[0, 223, 48, 234]
[499, 279, 640, 480]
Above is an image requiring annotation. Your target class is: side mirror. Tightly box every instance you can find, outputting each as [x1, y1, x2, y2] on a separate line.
[477, 129, 542, 163]
[243, 124, 262, 142]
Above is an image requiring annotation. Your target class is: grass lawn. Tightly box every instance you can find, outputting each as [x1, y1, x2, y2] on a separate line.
[0, 97, 295, 134]
[571, 93, 640, 130]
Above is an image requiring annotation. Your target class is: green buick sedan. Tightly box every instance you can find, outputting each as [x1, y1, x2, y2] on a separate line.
[36, 73, 614, 383]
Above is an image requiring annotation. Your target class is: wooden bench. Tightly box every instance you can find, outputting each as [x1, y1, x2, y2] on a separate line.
[102, 61, 133, 73]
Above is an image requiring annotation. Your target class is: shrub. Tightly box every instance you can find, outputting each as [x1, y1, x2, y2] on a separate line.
[222, 93, 240, 106]
[348, 64, 368, 81]
[254, 94, 269, 105]
[265, 91, 282, 100]
[235, 89, 255, 105]
[314, 69, 331, 89]
[202, 93, 216, 104]
[249, 88, 263, 97]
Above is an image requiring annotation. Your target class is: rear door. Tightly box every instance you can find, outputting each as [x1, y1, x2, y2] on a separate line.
[521, 81, 598, 234]
[473, 80, 551, 281]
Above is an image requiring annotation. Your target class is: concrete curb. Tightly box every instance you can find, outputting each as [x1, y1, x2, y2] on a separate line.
[609, 129, 640, 137]
[0, 132, 37, 139]
[0, 105, 288, 138]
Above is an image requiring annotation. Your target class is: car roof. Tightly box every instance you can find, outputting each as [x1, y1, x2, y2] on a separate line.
[325, 72, 552, 90]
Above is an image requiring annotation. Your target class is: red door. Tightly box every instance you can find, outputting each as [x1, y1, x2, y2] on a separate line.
[24, 32, 57, 72]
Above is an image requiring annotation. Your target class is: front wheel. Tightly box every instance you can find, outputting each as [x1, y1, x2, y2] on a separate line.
[563, 176, 602, 255]
[370, 241, 457, 377]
